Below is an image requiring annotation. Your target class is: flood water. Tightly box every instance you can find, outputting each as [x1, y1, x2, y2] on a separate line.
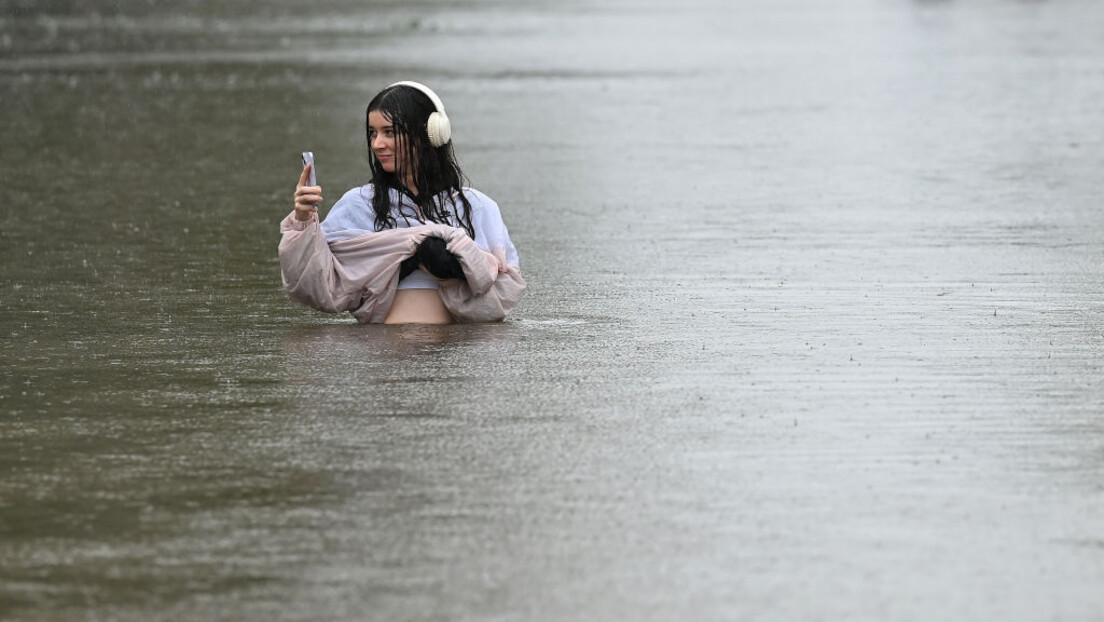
[2, 0, 1103, 620]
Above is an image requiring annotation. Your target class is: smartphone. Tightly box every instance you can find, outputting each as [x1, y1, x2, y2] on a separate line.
[301, 151, 317, 187]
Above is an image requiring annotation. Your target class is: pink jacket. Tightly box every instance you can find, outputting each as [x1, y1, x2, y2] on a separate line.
[279, 211, 526, 323]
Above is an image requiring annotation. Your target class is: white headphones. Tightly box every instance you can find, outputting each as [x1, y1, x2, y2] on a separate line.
[388, 81, 452, 148]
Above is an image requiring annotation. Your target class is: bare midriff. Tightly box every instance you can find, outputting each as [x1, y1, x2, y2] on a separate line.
[384, 288, 454, 325]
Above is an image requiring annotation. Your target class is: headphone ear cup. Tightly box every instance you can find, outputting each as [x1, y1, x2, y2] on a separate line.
[426, 112, 451, 147]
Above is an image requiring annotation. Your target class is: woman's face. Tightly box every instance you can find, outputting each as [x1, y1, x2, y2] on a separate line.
[368, 109, 406, 176]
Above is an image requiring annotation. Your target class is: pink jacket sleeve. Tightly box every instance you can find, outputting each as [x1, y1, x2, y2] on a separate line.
[437, 232, 527, 323]
[279, 211, 415, 323]
[278, 211, 525, 323]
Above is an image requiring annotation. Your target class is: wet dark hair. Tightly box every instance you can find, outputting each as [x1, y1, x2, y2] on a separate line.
[365, 84, 475, 239]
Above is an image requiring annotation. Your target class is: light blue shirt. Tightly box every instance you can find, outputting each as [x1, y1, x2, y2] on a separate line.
[320, 184, 520, 289]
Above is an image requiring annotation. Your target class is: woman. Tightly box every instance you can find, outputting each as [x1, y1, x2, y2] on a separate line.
[279, 81, 525, 324]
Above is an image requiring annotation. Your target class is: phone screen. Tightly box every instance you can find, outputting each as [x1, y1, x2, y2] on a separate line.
[301, 151, 317, 186]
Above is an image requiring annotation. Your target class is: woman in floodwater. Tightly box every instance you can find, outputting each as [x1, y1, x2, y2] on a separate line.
[278, 81, 525, 324]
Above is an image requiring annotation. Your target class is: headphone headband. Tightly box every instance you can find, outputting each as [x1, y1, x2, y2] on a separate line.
[387, 80, 452, 147]
[388, 81, 446, 116]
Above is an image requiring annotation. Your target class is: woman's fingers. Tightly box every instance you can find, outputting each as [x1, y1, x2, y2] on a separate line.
[294, 184, 322, 209]
[293, 166, 321, 219]
[292, 166, 320, 221]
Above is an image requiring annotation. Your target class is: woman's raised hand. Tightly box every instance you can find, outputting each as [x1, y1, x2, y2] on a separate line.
[294, 164, 322, 221]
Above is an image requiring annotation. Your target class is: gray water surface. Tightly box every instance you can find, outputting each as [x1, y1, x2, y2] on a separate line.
[2, 1, 1103, 620]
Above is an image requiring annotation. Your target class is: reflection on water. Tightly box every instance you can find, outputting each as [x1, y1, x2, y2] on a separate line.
[285, 321, 521, 352]
[3, 0, 1104, 620]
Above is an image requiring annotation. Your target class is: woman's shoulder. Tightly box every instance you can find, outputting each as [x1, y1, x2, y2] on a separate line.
[459, 187, 500, 216]
[322, 184, 376, 233]
[326, 185, 375, 215]
[337, 184, 374, 206]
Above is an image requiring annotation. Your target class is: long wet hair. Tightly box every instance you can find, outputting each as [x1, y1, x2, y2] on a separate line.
[365, 84, 475, 238]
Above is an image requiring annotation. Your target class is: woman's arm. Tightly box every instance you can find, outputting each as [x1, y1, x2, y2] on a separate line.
[438, 260, 526, 322]
[279, 167, 395, 318]
[428, 217, 526, 323]
[279, 211, 366, 314]
[282, 213, 468, 323]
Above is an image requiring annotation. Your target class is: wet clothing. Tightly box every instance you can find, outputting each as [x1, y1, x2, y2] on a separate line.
[279, 185, 525, 323]
[400, 236, 465, 282]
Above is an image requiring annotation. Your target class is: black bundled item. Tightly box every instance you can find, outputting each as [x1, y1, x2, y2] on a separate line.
[398, 236, 466, 281]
